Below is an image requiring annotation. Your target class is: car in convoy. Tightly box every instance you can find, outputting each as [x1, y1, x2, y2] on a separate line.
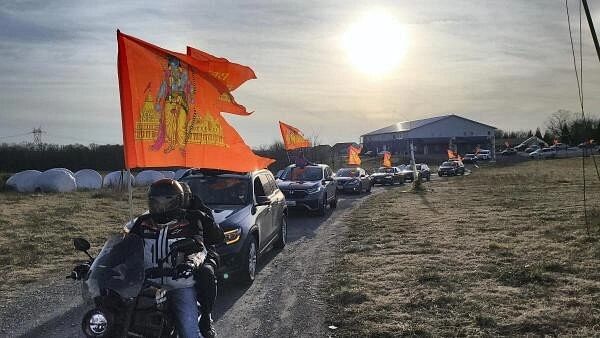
[179, 169, 287, 284]
[397, 164, 416, 182]
[462, 153, 477, 163]
[276, 164, 337, 216]
[370, 166, 404, 186]
[500, 148, 517, 156]
[415, 163, 431, 181]
[476, 149, 492, 160]
[438, 161, 465, 176]
[548, 143, 569, 151]
[334, 167, 372, 194]
[524, 145, 540, 153]
[528, 147, 557, 159]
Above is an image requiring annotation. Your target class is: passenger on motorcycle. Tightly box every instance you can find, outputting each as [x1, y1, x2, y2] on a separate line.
[180, 182, 225, 338]
[129, 178, 206, 338]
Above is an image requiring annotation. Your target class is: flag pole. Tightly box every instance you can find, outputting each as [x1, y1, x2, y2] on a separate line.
[127, 169, 133, 222]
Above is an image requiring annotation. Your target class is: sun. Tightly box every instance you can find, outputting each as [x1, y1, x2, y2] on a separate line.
[342, 11, 408, 76]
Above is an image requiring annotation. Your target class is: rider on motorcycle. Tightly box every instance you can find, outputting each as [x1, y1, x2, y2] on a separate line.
[129, 178, 206, 338]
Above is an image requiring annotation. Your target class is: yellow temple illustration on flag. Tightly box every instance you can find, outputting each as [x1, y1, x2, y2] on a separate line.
[135, 91, 226, 150]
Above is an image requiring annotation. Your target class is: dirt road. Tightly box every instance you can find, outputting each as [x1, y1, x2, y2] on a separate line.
[19, 188, 383, 338]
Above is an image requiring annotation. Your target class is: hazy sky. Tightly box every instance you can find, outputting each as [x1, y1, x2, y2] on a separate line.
[1, 0, 599, 147]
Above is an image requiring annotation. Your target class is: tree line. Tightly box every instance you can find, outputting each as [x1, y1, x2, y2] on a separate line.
[495, 110, 599, 147]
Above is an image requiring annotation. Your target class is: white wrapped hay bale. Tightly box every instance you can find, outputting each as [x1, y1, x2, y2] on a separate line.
[48, 168, 74, 176]
[134, 170, 164, 186]
[174, 169, 189, 180]
[103, 171, 134, 188]
[160, 171, 175, 179]
[6, 170, 42, 193]
[74, 169, 102, 190]
[35, 169, 77, 193]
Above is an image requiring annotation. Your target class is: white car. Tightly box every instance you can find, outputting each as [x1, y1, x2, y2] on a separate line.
[476, 149, 491, 160]
[529, 148, 556, 159]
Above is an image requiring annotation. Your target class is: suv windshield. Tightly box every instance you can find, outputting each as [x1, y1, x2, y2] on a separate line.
[377, 167, 395, 173]
[281, 166, 323, 181]
[183, 176, 251, 205]
[336, 168, 359, 177]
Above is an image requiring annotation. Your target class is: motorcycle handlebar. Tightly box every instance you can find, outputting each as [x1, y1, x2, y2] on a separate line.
[145, 267, 177, 279]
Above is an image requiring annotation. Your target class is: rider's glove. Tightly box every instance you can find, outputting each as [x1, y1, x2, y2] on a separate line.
[174, 263, 194, 280]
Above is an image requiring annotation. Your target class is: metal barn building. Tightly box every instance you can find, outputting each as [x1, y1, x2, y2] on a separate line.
[360, 114, 497, 157]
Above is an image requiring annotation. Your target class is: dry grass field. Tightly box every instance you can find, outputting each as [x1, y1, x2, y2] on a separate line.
[326, 158, 600, 337]
[0, 187, 147, 304]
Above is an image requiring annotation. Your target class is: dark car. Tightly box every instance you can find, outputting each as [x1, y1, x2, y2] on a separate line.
[438, 161, 465, 176]
[462, 153, 477, 163]
[415, 164, 431, 181]
[276, 164, 338, 216]
[370, 167, 403, 185]
[180, 169, 287, 284]
[335, 167, 372, 194]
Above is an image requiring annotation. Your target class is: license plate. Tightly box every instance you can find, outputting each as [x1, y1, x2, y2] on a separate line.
[286, 200, 296, 206]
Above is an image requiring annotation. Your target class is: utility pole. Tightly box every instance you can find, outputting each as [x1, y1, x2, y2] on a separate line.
[32, 127, 42, 148]
[410, 140, 418, 179]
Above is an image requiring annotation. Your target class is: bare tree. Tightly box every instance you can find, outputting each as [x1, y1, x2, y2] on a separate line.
[546, 109, 573, 136]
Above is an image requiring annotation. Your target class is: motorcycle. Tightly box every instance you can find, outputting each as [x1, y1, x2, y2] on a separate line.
[68, 234, 201, 337]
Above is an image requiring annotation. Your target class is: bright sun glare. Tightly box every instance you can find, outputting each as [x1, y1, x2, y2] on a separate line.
[342, 11, 407, 76]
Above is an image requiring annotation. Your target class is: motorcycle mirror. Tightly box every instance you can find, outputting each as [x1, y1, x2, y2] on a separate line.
[73, 238, 91, 252]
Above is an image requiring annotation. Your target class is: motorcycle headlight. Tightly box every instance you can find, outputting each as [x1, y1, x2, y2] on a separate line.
[83, 309, 111, 337]
[307, 186, 321, 194]
[224, 228, 242, 245]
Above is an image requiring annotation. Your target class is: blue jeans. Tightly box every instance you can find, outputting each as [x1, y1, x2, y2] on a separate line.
[167, 287, 200, 338]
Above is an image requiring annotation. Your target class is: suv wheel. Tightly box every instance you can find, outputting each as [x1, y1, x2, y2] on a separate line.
[317, 194, 327, 216]
[240, 236, 258, 284]
[274, 216, 287, 249]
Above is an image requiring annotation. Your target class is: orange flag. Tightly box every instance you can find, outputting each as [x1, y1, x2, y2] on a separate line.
[279, 121, 311, 150]
[187, 46, 255, 116]
[382, 151, 392, 167]
[348, 145, 361, 165]
[117, 30, 274, 171]
[447, 149, 455, 159]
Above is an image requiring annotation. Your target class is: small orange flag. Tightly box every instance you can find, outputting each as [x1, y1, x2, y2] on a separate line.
[553, 139, 559, 145]
[348, 145, 361, 165]
[279, 121, 311, 150]
[447, 149, 455, 159]
[117, 30, 274, 171]
[382, 151, 392, 167]
[187, 46, 255, 116]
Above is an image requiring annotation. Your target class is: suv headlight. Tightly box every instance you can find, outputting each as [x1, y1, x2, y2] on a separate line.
[307, 185, 321, 194]
[223, 228, 242, 245]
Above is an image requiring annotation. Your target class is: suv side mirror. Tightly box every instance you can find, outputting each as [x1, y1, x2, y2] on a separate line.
[255, 195, 270, 206]
[73, 238, 91, 252]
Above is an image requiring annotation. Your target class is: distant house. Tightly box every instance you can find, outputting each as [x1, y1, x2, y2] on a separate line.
[332, 142, 360, 156]
[361, 114, 497, 157]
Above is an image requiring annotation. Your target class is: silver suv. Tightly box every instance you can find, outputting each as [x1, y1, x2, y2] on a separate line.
[276, 164, 338, 216]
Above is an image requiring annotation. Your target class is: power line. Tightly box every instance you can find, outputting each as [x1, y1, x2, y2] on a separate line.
[0, 131, 33, 140]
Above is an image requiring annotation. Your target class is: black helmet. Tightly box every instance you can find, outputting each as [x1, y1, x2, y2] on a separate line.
[148, 179, 184, 220]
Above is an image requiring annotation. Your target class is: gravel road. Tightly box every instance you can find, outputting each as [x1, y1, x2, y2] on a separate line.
[14, 187, 383, 338]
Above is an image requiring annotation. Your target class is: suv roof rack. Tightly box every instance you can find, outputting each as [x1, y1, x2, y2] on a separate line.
[179, 168, 249, 179]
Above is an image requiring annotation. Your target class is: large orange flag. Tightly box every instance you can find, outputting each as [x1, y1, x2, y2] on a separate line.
[348, 145, 362, 165]
[117, 30, 274, 171]
[279, 121, 311, 150]
[382, 151, 392, 167]
[187, 46, 255, 116]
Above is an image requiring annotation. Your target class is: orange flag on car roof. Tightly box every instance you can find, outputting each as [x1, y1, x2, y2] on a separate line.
[187, 46, 256, 116]
[279, 121, 311, 150]
[382, 151, 392, 167]
[447, 149, 455, 159]
[348, 145, 362, 165]
[117, 30, 274, 171]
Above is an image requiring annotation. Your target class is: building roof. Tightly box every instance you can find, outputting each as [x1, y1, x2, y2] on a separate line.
[361, 114, 496, 136]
